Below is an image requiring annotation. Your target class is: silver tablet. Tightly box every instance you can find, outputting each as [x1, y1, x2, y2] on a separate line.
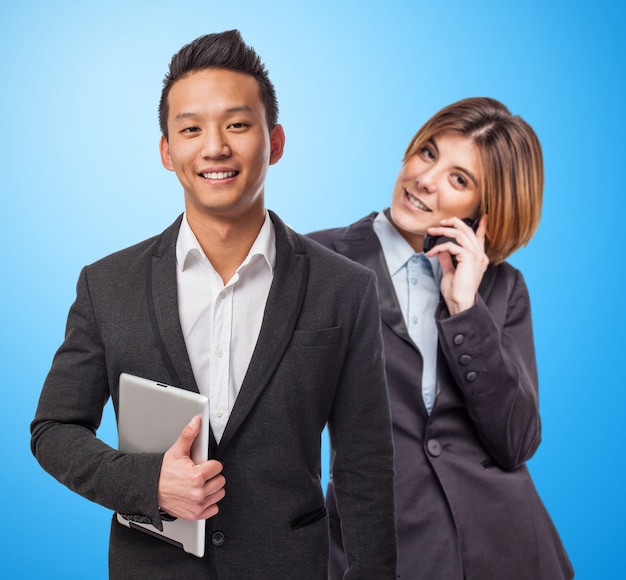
[116, 373, 209, 557]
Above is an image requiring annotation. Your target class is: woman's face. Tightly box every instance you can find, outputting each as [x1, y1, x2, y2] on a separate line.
[389, 131, 482, 252]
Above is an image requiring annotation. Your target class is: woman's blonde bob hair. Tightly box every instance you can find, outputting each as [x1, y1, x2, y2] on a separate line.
[403, 97, 543, 264]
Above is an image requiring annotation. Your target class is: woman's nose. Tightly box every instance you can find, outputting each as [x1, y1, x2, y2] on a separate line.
[415, 169, 437, 193]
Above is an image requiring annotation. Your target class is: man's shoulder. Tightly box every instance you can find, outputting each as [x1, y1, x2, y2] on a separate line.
[84, 215, 182, 274]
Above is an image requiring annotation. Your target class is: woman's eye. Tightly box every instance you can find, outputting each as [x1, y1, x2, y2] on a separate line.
[419, 146, 435, 161]
[453, 174, 468, 187]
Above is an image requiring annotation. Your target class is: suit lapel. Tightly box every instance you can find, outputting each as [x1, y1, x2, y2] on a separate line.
[334, 213, 415, 348]
[147, 215, 199, 392]
[218, 211, 309, 452]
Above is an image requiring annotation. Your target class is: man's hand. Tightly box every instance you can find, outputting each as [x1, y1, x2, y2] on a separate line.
[157, 415, 226, 520]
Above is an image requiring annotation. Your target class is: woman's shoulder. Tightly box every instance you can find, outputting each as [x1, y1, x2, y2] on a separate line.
[307, 212, 378, 248]
[481, 259, 531, 307]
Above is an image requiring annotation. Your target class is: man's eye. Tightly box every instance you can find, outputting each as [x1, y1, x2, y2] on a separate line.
[182, 126, 200, 133]
[228, 122, 248, 129]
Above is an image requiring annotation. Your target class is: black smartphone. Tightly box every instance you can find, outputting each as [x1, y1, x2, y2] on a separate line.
[422, 217, 479, 267]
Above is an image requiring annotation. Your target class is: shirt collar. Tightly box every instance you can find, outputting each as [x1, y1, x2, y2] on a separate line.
[373, 209, 441, 281]
[176, 210, 276, 274]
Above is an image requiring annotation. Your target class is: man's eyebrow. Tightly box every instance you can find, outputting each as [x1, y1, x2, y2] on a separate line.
[174, 105, 254, 121]
[226, 105, 254, 114]
[174, 111, 199, 121]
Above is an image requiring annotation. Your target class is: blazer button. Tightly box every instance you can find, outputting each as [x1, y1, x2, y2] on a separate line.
[426, 439, 442, 457]
[459, 354, 472, 365]
[466, 371, 478, 382]
[211, 531, 225, 547]
[453, 334, 465, 345]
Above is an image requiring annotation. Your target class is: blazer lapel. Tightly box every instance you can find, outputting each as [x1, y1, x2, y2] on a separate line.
[218, 211, 309, 452]
[147, 215, 199, 393]
[334, 213, 415, 348]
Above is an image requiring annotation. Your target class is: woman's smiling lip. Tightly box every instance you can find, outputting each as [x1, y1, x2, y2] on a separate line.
[405, 189, 432, 211]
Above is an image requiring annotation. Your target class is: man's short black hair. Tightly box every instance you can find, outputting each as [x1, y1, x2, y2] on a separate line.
[158, 30, 279, 139]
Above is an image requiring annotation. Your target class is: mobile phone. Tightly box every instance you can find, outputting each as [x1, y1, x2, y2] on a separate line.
[422, 217, 479, 267]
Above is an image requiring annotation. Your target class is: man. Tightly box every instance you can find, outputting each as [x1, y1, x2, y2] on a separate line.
[30, 30, 397, 579]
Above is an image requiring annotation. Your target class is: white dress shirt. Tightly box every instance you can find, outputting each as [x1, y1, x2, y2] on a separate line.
[374, 210, 441, 414]
[176, 212, 275, 442]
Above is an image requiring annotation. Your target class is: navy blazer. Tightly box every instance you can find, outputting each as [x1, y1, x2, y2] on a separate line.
[309, 212, 574, 580]
[31, 211, 397, 579]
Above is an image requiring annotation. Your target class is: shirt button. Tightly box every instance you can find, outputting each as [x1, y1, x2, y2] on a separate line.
[426, 439, 442, 457]
[466, 371, 478, 382]
[459, 354, 472, 365]
[216, 409, 224, 418]
[216, 349, 223, 358]
[410, 277, 418, 285]
[211, 531, 225, 547]
[411, 316, 418, 324]
[453, 334, 465, 345]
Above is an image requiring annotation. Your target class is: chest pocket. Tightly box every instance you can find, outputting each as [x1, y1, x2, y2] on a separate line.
[288, 326, 341, 348]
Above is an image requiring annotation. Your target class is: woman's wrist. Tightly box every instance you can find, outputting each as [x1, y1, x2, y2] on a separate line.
[447, 296, 476, 316]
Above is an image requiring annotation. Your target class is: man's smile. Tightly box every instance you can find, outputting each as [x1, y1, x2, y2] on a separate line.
[200, 170, 239, 180]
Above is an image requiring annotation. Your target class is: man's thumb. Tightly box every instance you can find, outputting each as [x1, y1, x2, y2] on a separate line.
[173, 415, 201, 455]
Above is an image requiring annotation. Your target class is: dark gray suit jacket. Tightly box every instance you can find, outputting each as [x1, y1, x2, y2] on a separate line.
[31, 211, 397, 579]
[309, 212, 574, 580]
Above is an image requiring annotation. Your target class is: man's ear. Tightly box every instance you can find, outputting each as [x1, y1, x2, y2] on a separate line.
[160, 135, 174, 171]
[269, 124, 285, 165]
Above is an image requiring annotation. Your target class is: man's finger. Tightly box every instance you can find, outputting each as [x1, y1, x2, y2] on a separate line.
[170, 415, 202, 457]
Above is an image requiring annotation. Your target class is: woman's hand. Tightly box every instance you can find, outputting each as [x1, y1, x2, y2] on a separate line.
[425, 215, 489, 316]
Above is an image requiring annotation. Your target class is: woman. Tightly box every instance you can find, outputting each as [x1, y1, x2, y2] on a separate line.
[310, 98, 574, 579]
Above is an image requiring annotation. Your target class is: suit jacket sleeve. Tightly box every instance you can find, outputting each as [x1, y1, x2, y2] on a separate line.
[436, 267, 541, 471]
[327, 271, 397, 578]
[30, 266, 165, 528]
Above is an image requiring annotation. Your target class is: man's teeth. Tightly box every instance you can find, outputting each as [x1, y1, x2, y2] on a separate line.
[201, 171, 237, 179]
[407, 192, 430, 211]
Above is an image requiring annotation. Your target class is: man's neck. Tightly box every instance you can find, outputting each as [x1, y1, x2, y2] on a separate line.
[186, 209, 267, 284]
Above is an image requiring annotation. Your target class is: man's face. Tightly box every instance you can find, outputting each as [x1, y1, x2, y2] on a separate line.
[160, 68, 284, 224]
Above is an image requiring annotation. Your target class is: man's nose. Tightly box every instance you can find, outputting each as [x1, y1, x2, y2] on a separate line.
[201, 128, 231, 158]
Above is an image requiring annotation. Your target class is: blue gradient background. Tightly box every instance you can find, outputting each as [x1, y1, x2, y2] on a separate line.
[1, 1, 622, 577]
